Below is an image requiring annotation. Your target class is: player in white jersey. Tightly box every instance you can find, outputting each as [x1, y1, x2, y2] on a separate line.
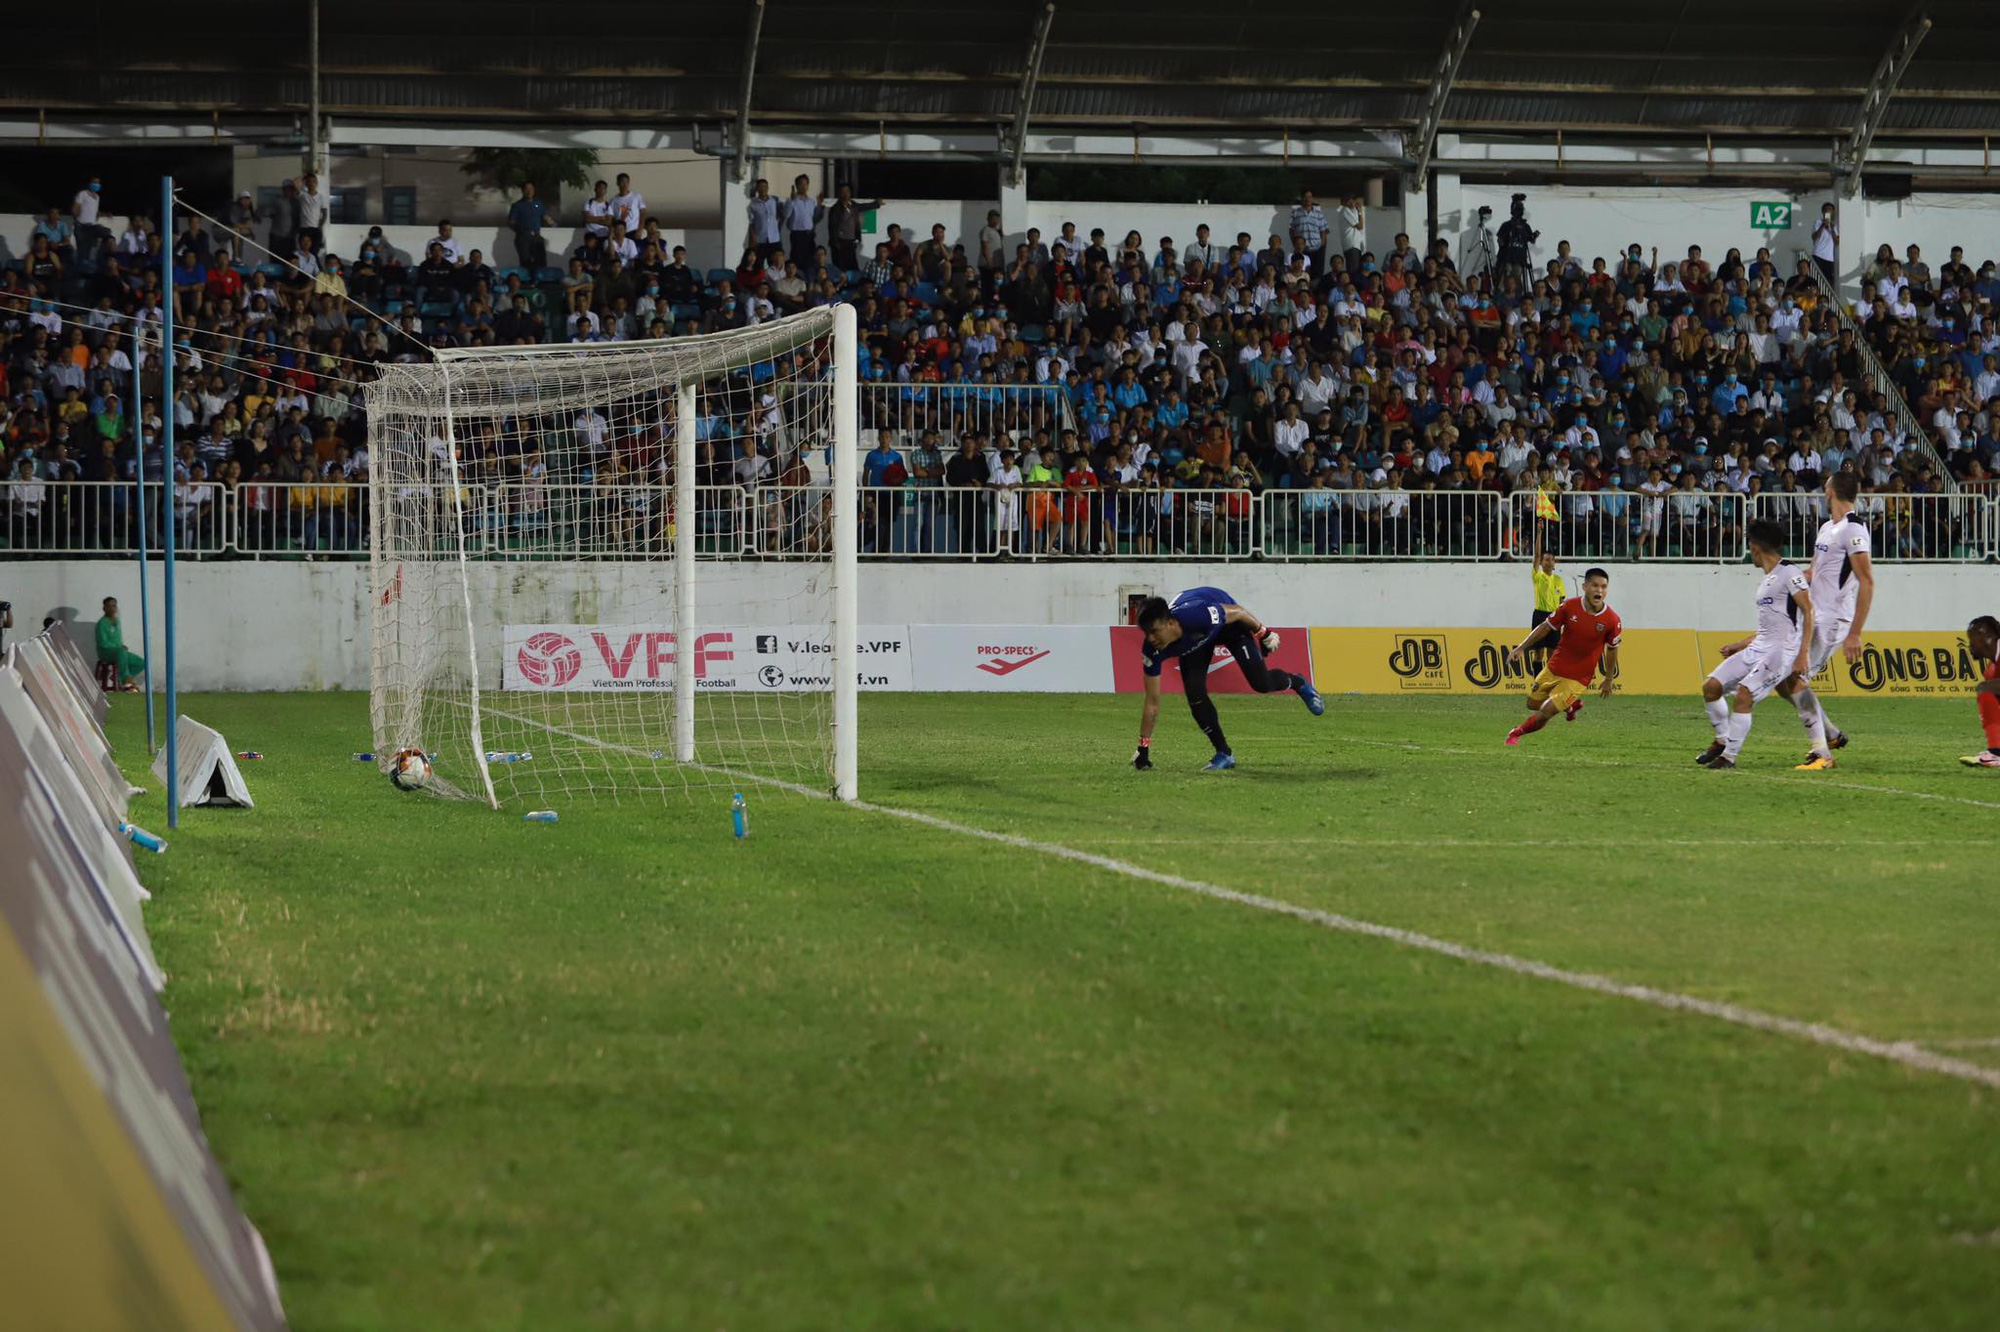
[1792, 472, 1876, 768]
[1696, 519, 1814, 770]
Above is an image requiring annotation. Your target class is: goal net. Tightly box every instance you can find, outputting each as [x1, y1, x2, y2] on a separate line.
[367, 304, 859, 808]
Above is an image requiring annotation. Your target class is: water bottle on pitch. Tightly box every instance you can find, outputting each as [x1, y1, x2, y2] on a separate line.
[523, 810, 559, 824]
[731, 793, 748, 839]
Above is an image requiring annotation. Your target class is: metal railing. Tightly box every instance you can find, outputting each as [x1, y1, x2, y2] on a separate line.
[9, 480, 1995, 563]
[2, 480, 366, 558]
[1745, 491, 1992, 563]
[1266, 490, 1503, 560]
[998, 486, 1261, 560]
[1, 480, 232, 556]
[1797, 259, 1959, 491]
[858, 382, 1079, 448]
[1505, 489, 1750, 563]
[234, 482, 371, 556]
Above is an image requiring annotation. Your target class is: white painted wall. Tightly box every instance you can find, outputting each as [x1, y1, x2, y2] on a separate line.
[314, 224, 725, 274]
[853, 199, 1401, 274]
[7, 561, 1988, 693]
[0, 211, 721, 277]
[1452, 184, 1839, 280]
[229, 146, 725, 229]
[17, 185, 2000, 286]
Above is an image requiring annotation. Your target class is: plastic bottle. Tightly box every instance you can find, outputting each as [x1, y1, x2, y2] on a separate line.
[486, 751, 533, 764]
[731, 792, 748, 839]
[236, 751, 264, 760]
[352, 751, 375, 762]
[120, 822, 167, 853]
[523, 810, 559, 823]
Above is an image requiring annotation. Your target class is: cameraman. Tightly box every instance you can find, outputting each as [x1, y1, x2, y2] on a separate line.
[1497, 192, 1539, 292]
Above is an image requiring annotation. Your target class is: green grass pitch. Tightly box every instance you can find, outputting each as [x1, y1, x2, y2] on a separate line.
[117, 690, 2000, 1331]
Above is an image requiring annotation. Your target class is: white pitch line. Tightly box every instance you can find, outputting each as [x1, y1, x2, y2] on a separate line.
[849, 798, 2000, 1092]
[1342, 736, 2000, 812]
[471, 702, 2000, 1092]
[1084, 835, 1977, 849]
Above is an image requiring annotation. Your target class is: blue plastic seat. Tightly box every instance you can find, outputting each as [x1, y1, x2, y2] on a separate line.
[707, 267, 735, 285]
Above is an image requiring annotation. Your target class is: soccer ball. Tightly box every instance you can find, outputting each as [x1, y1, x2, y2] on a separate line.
[389, 748, 433, 791]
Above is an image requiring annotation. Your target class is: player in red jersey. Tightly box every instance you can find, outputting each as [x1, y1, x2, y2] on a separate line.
[1961, 615, 2000, 769]
[1503, 566, 1621, 746]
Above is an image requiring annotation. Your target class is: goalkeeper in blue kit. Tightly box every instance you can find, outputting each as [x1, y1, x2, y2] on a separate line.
[1133, 587, 1324, 772]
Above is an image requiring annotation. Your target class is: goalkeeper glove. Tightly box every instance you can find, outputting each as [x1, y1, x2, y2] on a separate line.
[1259, 629, 1281, 653]
[1131, 738, 1153, 770]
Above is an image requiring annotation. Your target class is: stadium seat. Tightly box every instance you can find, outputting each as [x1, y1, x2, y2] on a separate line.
[707, 268, 735, 285]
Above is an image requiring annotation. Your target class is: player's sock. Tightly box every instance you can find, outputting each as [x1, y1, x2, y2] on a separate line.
[1188, 696, 1230, 755]
[1791, 686, 1829, 755]
[1704, 696, 1730, 740]
[1517, 711, 1550, 737]
[1723, 709, 1754, 761]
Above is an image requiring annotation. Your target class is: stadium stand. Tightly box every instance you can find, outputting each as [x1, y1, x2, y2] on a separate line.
[3, 174, 1997, 564]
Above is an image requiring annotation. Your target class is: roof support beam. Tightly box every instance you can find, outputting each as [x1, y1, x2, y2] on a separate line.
[728, 0, 767, 183]
[1411, 2, 1480, 190]
[1841, 5, 1932, 196]
[1005, 3, 1057, 189]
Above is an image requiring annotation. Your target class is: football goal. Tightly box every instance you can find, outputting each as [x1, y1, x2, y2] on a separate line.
[367, 304, 859, 807]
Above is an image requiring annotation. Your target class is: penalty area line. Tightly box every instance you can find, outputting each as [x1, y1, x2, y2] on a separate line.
[470, 702, 2000, 1092]
[1342, 736, 2000, 812]
[848, 799, 2000, 1094]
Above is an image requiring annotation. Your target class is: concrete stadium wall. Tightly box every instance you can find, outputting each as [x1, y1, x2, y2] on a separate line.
[10, 185, 2000, 284]
[5, 560, 1991, 692]
[859, 198, 1406, 274]
[1453, 184, 1839, 276]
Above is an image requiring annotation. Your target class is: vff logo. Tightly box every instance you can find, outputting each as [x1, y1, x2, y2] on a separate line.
[691, 632, 734, 677]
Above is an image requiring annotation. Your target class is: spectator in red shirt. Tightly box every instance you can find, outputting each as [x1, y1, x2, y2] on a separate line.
[1062, 449, 1098, 552]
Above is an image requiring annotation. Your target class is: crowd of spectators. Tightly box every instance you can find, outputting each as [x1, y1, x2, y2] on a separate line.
[2, 167, 1997, 562]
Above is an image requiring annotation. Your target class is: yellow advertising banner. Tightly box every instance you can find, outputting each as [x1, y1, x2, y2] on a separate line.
[1693, 631, 1988, 698]
[1309, 627, 1986, 698]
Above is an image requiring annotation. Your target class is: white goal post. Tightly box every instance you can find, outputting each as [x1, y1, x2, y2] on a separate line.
[367, 303, 859, 808]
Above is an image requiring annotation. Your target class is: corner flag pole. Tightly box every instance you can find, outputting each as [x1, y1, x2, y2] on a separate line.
[161, 175, 179, 830]
[130, 313, 155, 756]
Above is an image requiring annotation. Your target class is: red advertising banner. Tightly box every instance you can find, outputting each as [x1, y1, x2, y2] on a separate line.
[1108, 625, 1314, 694]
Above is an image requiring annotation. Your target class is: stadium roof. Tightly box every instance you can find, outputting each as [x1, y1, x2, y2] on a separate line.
[9, 0, 2000, 144]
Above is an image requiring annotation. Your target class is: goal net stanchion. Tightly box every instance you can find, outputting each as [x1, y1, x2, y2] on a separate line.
[368, 303, 859, 808]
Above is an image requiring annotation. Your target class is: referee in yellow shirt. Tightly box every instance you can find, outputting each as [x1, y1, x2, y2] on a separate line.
[1530, 518, 1565, 661]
